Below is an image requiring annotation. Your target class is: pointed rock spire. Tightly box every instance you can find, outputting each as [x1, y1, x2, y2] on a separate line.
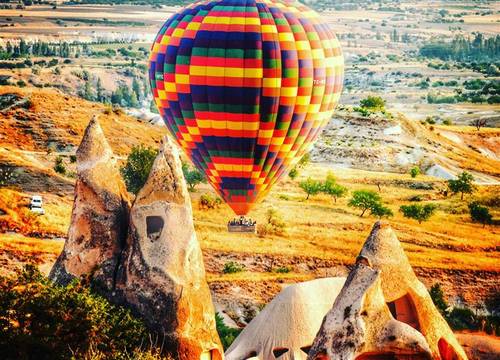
[134, 136, 190, 207]
[49, 115, 131, 289]
[308, 222, 467, 360]
[116, 136, 223, 360]
[76, 115, 113, 168]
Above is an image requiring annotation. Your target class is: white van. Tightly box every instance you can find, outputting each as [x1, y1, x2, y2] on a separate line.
[29, 195, 45, 215]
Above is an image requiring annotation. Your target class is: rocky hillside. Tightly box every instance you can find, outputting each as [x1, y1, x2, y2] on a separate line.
[313, 108, 500, 183]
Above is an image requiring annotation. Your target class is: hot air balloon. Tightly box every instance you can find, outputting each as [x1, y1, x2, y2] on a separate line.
[149, 0, 343, 217]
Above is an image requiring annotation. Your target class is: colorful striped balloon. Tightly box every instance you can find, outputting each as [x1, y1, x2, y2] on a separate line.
[149, 0, 343, 215]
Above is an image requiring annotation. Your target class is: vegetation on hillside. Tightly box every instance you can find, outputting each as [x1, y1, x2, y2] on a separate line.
[420, 33, 500, 62]
[429, 283, 500, 336]
[0, 265, 158, 360]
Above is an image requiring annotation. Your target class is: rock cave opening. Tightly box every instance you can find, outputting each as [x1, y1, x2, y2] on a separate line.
[387, 293, 421, 331]
[146, 215, 164, 241]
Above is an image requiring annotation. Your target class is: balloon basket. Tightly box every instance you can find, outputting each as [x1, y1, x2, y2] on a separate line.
[227, 216, 257, 234]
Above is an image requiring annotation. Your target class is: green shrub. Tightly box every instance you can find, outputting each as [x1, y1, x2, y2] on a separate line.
[199, 193, 222, 210]
[410, 166, 421, 178]
[288, 167, 298, 180]
[443, 118, 453, 125]
[400, 203, 437, 223]
[69, 154, 77, 163]
[120, 145, 158, 194]
[0, 265, 150, 360]
[468, 201, 493, 227]
[359, 95, 386, 111]
[16, 79, 26, 87]
[274, 266, 292, 273]
[215, 313, 241, 350]
[54, 156, 66, 175]
[222, 261, 245, 274]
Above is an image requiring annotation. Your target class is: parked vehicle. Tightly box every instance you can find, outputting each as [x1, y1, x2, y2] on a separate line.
[29, 195, 45, 215]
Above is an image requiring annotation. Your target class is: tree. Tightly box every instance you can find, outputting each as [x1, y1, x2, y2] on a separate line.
[96, 78, 104, 102]
[348, 190, 384, 217]
[288, 167, 298, 180]
[410, 166, 421, 178]
[182, 162, 206, 192]
[81, 80, 94, 101]
[360, 95, 385, 111]
[448, 171, 474, 200]
[120, 145, 158, 194]
[468, 201, 492, 227]
[322, 173, 347, 203]
[370, 203, 393, 218]
[400, 203, 437, 223]
[299, 177, 322, 200]
[471, 118, 487, 131]
[429, 283, 449, 315]
[132, 78, 142, 101]
[297, 153, 310, 168]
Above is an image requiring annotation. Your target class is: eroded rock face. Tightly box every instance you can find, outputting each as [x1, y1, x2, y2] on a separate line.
[49, 115, 130, 289]
[308, 222, 467, 360]
[115, 137, 223, 360]
[225, 278, 346, 360]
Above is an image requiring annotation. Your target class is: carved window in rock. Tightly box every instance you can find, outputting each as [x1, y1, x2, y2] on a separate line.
[438, 338, 459, 360]
[387, 293, 421, 331]
[146, 216, 164, 241]
[244, 350, 257, 359]
[273, 348, 289, 358]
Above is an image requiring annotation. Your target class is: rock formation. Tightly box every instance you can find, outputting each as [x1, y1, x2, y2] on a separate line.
[225, 278, 346, 360]
[49, 115, 131, 289]
[115, 136, 223, 360]
[308, 221, 467, 360]
[50, 117, 223, 359]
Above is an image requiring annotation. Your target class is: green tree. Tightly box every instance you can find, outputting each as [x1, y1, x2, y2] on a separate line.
[468, 201, 492, 227]
[429, 283, 449, 315]
[448, 171, 474, 200]
[215, 313, 241, 350]
[400, 203, 437, 223]
[348, 190, 384, 217]
[288, 167, 298, 180]
[410, 166, 421, 178]
[81, 80, 94, 101]
[370, 203, 393, 218]
[150, 99, 159, 114]
[297, 153, 310, 168]
[132, 77, 142, 101]
[182, 162, 206, 192]
[299, 177, 322, 200]
[96, 77, 104, 102]
[322, 173, 347, 203]
[360, 95, 386, 111]
[257, 207, 286, 237]
[120, 145, 158, 194]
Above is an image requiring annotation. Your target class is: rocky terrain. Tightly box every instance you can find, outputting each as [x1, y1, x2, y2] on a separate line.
[312, 109, 500, 184]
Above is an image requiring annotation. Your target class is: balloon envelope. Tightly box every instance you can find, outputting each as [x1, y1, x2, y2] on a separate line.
[149, 0, 343, 215]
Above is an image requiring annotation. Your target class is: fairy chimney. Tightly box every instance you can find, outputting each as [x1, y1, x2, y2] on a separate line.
[49, 115, 131, 289]
[115, 137, 223, 360]
[225, 278, 346, 360]
[308, 222, 467, 360]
